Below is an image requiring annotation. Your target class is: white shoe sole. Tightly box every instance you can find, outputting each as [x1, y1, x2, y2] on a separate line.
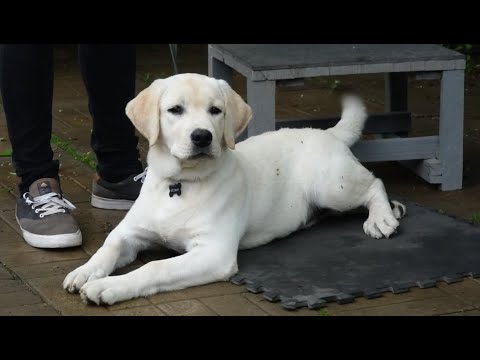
[17, 220, 82, 249]
[91, 194, 134, 210]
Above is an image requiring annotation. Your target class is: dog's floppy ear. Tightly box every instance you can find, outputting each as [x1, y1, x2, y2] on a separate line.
[218, 79, 253, 150]
[126, 79, 167, 147]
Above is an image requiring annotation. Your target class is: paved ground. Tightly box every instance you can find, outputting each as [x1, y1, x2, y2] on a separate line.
[1, 44, 479, 316]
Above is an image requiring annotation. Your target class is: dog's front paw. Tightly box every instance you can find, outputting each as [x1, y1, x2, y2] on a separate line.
[363, 211, 399, 239]
[79, 277, 130, 306]
[63, 265, 107, 294]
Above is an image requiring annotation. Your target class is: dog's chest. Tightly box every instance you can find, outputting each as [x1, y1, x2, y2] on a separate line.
[137, 181, 219, 247]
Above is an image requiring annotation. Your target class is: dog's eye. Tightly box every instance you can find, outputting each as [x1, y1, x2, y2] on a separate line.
[168, 105, 184, 115]
[209, 106, 222, 115]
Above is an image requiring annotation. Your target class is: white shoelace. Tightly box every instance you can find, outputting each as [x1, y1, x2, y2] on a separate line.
[133, 167, 148, 183]
[23, 192, 76, 218]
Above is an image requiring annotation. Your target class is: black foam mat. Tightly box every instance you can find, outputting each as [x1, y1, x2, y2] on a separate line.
[232, 201, 480, 310]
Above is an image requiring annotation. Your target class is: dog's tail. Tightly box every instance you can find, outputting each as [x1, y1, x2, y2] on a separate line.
[326, 94, 368, 147]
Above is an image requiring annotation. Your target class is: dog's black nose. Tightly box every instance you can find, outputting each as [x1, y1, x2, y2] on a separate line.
[191, 129, 212, 148]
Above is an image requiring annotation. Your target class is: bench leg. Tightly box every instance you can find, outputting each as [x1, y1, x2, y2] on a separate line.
[384, 72, 410, 137]
[208, 54, 233, 85]
[384, 73, 408, 112]
[439, 70, 464, 191]
[245, 79, 276, 139]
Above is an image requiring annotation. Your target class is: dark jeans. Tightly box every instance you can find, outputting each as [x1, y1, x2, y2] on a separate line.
[0, 44, 143, 194]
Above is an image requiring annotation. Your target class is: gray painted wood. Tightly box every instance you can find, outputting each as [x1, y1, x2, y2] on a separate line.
[399, 159, 444, 184]
[208, 44, 258, 80]
[278, 78, 305, 87]
[209, 44, 466, 81]
[351, 136, 438, 162]
[229, 61, 466, 81]
[211, 44, 464, 71]
[385, 73, 410, 137]
[208, 49, 233, 84]
[412, 72, 442, 80]
[209, 44, 465, 190]
[276, 112, 411, 134]
[385, 73, 408, 112]
[438, 70, 464, 190]
[379, 134, 444, 183]
[245, 79, 276, 138]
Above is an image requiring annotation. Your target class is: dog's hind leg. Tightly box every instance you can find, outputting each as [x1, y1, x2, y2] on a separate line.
[360, 178, 403, 239]
[311, 156, 404, 239]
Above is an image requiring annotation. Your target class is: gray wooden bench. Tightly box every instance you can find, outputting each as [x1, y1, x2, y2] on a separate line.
[208, 44, 465, 191]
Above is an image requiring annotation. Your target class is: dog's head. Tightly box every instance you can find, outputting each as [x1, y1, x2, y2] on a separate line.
[126, 73, 252, 165]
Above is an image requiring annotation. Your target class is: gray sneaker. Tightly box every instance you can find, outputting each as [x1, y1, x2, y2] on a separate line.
[91, 168, 147, 210]
[16, 178, 82, 249]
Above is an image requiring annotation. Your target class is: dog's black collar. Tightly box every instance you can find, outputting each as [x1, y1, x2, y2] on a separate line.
[169, 182, 182, 197]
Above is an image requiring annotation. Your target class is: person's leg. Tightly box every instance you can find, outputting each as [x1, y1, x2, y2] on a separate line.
[0, 44, 81, 248]
[79, 44, 145, 210]
[78, 44, 143, 182]
[0, 44, 59, 194]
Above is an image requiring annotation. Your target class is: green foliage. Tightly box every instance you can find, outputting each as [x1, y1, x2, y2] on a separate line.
[0, 185, 13, 192]
[141, 72, 153, 85]
[470, 213, 480, 225]
[0, 149, 12, 157]
[51, 134, 97, 170]
[0, 137, 11, 157]
[318, 308, 330, 316]
[442, 44, 475, 73]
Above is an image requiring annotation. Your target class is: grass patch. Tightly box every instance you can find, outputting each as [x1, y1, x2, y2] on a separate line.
[329, 79, 341, 90]
[141, 72, 153, 85]
[437, 209, 446, 215]
[139, 72, 169, 87]
[318, 308, 330, 316]
[470, 213, 480, 225]
[0, 185, 13, 192]
[0, 149, 12, 157]
[51, 134, 97, 170]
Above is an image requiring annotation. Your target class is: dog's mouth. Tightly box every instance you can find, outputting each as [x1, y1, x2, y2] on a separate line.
[187, 152, 213, 160]
[170, 145, 217, 162]
[179, 152, 214, 168]
[176, 150, 215, 162]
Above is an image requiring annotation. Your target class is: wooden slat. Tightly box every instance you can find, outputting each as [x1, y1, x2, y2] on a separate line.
[351, 136, 439, 162]
[276, 112, 411, 134]
[399, 159, 444, 184]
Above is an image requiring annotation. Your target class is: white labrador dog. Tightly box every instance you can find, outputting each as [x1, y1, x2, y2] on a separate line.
[63, 73, 406, 305]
